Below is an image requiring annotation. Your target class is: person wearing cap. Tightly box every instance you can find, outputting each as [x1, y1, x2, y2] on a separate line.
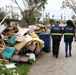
[63, 20, 75, 58]
[50, 21, 63, 58]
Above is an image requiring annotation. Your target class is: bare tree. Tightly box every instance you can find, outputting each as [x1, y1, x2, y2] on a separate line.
[62, 0, 76, 14]
[11, 0, 47, 25]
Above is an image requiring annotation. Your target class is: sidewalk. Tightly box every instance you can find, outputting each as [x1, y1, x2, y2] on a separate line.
[27, 37, 76, 75]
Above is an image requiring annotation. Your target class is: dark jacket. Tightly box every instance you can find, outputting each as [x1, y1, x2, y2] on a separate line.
[63, 25, 75, 42]
[50, 25, 63, 42]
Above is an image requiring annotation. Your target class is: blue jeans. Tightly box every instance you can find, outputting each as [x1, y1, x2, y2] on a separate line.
[65, 42, 72, 54]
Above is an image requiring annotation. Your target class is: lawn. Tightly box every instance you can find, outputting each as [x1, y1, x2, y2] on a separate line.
[0, 60, 35, 75]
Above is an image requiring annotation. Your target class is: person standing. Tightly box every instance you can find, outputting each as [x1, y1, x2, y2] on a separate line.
[63, 20, 75, 58]
[50, 21, 63, 58]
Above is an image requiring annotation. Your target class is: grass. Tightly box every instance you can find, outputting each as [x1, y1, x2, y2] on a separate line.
[0, 59, 36, 75]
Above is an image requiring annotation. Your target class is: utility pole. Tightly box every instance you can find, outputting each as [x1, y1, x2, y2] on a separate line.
[43, 6, 45, 23]
[45, 12, 50, 24]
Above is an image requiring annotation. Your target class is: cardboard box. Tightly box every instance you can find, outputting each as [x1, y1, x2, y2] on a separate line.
[14, 40, 27, 54]
[26, 45, 36, 52]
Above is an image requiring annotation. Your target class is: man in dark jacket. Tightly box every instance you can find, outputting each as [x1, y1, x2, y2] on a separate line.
[63, 20, 75, 58]
[50, 21, 63, 58]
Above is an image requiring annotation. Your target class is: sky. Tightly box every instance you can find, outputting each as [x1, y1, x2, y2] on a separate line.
[0, 0, 74, 20]
[44, 0, 73, 20]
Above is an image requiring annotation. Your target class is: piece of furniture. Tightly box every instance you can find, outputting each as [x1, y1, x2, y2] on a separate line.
[2, 47, 16, 59]
[0, 39, 9, 63]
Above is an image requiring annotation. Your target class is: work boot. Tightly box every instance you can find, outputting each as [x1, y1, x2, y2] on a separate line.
[65, 54, 68, 58]
[53, 52, 55, 57]
[69, 53, 72, 57]
[56, 55, 58, 58]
